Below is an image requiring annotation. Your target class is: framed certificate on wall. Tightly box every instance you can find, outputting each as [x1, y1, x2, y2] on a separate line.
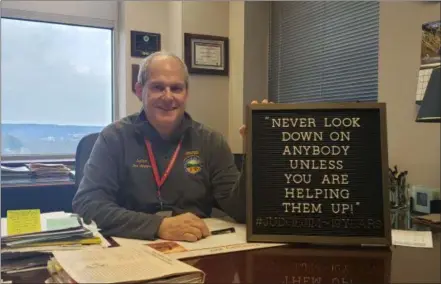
[184, 33, 229, 76]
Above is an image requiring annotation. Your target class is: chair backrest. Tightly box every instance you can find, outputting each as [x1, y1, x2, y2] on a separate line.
[233, 153, 245, 172]
[75, 133, 99, 189]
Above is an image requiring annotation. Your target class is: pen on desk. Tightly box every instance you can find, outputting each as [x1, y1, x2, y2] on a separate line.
[210, 227, 236, 235]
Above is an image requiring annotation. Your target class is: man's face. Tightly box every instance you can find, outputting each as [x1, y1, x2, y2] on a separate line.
[136, 56, 188, 132]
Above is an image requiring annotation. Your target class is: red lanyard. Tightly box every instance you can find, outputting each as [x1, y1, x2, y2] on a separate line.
[145, 137, 183, 202]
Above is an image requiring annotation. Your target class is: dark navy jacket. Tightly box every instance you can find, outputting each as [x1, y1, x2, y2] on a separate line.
[72, 110, 246, 240]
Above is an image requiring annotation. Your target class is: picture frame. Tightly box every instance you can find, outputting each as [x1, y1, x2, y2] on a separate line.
[184, 33, 229, 76]
[420, 20, 440, 65]
[130, 30, 161, 58]
[131, 64, 140, 93]
[416, 21, 440, 105]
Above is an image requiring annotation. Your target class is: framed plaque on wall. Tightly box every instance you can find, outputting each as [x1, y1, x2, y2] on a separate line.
[184, 33, 229, 76]
[131, 31, 161, 58]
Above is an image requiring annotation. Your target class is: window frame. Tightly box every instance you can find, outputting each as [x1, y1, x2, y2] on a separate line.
[1, 8, 119, 163]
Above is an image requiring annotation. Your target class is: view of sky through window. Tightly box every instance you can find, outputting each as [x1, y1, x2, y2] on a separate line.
[1, 18, 113, 157]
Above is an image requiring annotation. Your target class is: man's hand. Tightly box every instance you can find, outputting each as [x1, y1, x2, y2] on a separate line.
[157, 212, 210, 242]
[239, 99, 273, 138]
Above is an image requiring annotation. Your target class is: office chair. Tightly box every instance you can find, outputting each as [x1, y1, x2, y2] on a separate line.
[74, 133, 99, 189]
[233, 153, 245, 172]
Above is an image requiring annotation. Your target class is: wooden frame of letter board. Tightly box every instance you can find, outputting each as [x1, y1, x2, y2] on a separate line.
[245, 102, 391, 247]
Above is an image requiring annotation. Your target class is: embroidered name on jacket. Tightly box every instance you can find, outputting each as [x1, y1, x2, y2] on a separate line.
[132, 158, 151, 169]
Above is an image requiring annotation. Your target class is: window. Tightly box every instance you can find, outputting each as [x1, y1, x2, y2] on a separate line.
[1, 18, 114, 160]
[268, 2, 379, 103]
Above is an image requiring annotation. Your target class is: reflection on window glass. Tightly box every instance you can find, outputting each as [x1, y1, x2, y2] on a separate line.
[1, 18, 113, 158]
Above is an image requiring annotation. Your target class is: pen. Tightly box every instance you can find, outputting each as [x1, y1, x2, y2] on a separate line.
[210, 227, 236, 235]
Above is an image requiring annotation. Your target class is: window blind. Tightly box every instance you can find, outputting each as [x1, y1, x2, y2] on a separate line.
[269, 1, 379, 103]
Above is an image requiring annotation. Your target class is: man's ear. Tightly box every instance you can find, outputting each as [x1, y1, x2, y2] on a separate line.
[134, 82, 143, 101]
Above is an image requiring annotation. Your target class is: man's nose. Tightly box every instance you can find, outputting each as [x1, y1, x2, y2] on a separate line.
[162, 87, 173, 98]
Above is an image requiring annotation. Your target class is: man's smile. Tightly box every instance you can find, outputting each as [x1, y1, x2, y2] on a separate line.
[156, 106, 178, 112]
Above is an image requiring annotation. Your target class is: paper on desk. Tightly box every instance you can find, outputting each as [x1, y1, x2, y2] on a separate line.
[1, 211, 74, 237]
[114, 218, 285, 259]
[392, 229, 433, 248]
[1, 165, 30, 172]
[415, 214, 440, 224]
[46, 216, 81, 231]
[1, 211, 111, 251]
[7, 209, 42, 236]
[52, 245, 203, 283]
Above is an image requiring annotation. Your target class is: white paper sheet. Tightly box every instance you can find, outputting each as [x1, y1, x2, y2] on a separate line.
[392, 229, 433, 248]
[113, 218, 285, 259]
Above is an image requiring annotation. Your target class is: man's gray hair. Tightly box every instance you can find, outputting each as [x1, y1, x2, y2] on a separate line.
[137, 51, 189, 88]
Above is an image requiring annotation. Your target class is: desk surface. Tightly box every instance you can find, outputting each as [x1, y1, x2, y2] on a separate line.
[193, 235, 441, 284]
[4, 234, 440, 284]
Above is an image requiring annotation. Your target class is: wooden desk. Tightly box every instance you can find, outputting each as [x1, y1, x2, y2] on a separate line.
[3, 234, 440, 284]
[194, 235, 440, 284]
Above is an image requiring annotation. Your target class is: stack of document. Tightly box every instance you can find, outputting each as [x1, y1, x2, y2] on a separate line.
[1, 212, 109, 275]
[2, 224, 100, 250]
[45, 246, 205, 283]
[1, 163, 73, 183]
[1, 165, 32, 180]
[1, 251, 52, 275]
[1, 212, 109, 253]
[27, 163, 72, 179]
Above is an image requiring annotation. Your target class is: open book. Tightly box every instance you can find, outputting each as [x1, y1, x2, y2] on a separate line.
[46, 245, 205, 283]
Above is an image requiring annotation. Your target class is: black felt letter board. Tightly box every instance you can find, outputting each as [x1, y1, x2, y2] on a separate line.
[246, 103, 391, 246]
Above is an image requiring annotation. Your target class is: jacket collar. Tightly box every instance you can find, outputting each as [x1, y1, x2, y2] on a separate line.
[133, 108, 193, 143]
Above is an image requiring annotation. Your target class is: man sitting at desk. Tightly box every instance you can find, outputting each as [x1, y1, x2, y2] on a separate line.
[72, 51, 264, 242]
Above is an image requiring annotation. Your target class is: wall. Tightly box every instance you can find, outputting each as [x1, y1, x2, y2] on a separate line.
[242, 1, 270, 138]
[182, 1, 230, 138]
[228, 1, 270, 153]
[120, 1, 171, 117]
[121, 1, 269, 152]
[228, 1, 245, 153]
[243, 1, 270, 111]
[379, 2, 440, 188]
[121, 1, 231, 140]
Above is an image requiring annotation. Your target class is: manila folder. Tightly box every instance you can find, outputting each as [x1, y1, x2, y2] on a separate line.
[52, 245, 205, 283]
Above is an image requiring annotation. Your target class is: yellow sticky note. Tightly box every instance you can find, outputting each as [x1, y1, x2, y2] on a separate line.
[7, 209, 42, 236]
